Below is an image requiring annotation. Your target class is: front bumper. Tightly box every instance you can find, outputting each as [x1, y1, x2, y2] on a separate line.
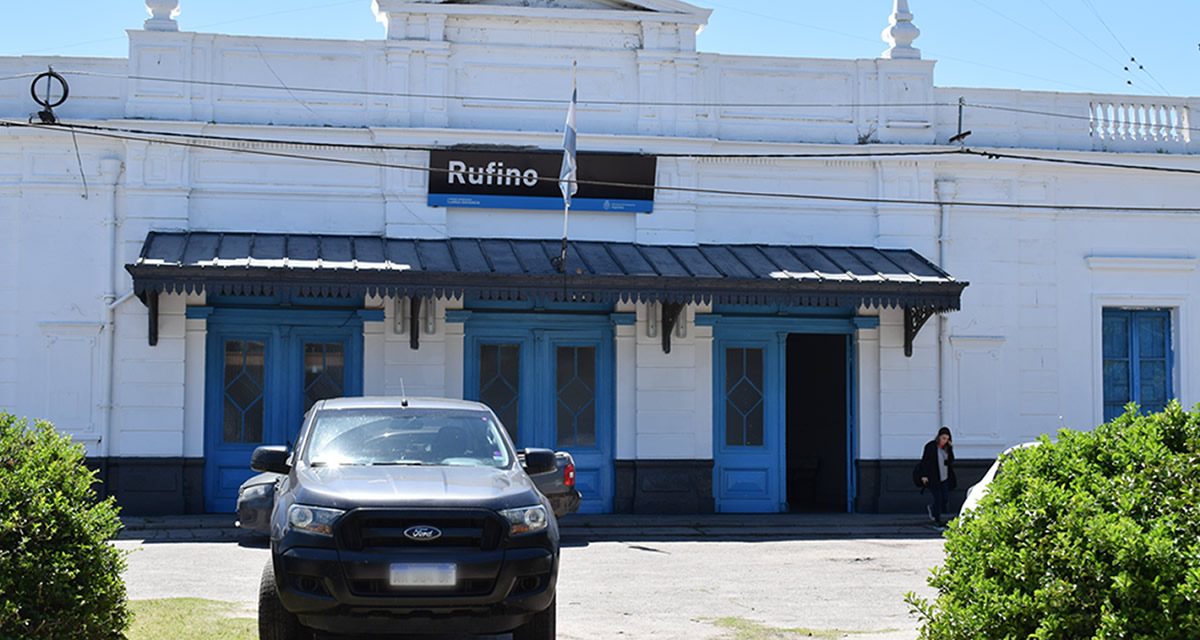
[274, 544, 557, 635]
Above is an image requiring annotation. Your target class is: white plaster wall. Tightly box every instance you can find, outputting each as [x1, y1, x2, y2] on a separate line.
[0, 150, 17, 411]
[2, 3, 1200, 469]
[633, 304, 713, 460]
[379, 297, 454, 399]
[109, 294, 187, 456]
[1, 139, 121, 454]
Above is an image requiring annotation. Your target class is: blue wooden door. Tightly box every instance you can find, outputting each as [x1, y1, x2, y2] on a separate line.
[204, 310, 363, 513]
[541, 329, 614, 514]
[713, 333, 786, 513]
[466, 317, 614, 513]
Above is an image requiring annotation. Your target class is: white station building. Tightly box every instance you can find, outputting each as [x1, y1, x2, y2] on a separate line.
[1, 0, 1197, 515]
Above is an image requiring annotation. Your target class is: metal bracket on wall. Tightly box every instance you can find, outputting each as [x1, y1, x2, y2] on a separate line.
[660, 302, 685, 354]
[903, 306, 935, 358]
[137, 291, 160, 347]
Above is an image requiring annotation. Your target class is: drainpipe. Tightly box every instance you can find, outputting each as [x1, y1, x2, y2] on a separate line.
[934, 179, 956, 432]
[98, 158, 127, 460]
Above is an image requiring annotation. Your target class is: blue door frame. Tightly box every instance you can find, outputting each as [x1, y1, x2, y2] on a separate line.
[463, 312, 615, 514]
[200, 307, 365, 513]
[702, 314, 864, 513]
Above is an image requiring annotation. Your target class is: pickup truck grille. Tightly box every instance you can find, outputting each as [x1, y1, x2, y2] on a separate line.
[337, 509, 505, 552]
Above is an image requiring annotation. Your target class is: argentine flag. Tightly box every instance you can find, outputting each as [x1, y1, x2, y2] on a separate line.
[559, 74, 578, 207]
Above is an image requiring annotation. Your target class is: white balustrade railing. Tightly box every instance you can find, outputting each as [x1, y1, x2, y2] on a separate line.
[1090, 101, 1190, 146]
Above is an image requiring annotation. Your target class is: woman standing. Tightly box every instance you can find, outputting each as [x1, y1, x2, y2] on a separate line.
[919, 426, 956, 526]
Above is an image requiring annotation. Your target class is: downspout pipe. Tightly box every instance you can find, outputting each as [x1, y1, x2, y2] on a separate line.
[98, 158, 127, 460]
[934, 179, 956, 433]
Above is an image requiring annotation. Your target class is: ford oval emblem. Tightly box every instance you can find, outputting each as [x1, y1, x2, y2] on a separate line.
[404, 525, 443, 542]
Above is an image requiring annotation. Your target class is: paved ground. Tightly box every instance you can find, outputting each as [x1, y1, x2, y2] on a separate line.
[117, 515, 946, 640]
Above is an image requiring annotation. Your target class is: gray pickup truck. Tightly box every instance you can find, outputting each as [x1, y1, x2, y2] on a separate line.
[252, 397, 566, 639]
[238, 422, 581, 537]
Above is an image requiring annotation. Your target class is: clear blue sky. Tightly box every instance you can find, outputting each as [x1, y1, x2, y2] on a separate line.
[3, 1, 1197, 96]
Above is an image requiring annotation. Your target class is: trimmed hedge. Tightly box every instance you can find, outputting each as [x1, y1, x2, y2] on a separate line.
[907, 402, 1200, 639]
[0, 413, 128, 639]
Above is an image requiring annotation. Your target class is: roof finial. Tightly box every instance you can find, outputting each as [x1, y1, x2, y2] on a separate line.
[881, 0, 920, 60]
[145, 0, 180, 32]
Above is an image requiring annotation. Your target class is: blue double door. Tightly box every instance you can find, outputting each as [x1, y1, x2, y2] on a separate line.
[465, 316, 614, 514]
[711, 319, 856, 513]
[204, 309, 363, 513]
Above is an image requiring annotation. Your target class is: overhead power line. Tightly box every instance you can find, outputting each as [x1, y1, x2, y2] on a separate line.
[1078, 0, 1171, 95]
[5, 120, 1200, 214]
[14, 70, 1191, 142]
[46, 70, 949, 110]
[16, 121, 1200, 174]
[17, 120, 971, 160]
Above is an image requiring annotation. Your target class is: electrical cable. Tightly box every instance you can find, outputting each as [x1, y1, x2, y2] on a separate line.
[965, 0, 1133, 90]
[23, 120, 1198, 172]
[1078, 0, 1171, 95]
[54, 69, 953, 110]
[6, 119, 1200, 213]
[18, 120, 969, 160]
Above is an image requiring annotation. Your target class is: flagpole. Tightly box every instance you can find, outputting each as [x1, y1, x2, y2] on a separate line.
[554, 61, 578, 273]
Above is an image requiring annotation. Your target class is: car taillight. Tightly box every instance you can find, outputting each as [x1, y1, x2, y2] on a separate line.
[564, 463, 575, 488]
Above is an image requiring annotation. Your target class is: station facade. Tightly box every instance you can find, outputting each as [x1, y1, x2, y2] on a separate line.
[1, 0, 1197, 515]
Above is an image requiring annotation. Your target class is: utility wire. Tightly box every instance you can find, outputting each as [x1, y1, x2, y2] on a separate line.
[1035, 0, 1125, 68]
[1078, 0, 1171, 95]
[12, 0, 365, 56]
[13, 120, 973, 160]
[704, 0, 1097, 92]
[965, 0, 1134, 90]
[38, 70, 1183, 133]
[6, 120, 1200, 213]
[22, 120, 1200, 174]
[53, 70, 950, 110]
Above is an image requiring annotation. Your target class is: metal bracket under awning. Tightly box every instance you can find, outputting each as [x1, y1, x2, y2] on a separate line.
[137, 291, 159, 347]
[903, 306, 936, 357]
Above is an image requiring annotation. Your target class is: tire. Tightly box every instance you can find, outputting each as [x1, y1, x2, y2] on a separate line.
[512, 597, 556, 640]
[259, 560, 310, 640]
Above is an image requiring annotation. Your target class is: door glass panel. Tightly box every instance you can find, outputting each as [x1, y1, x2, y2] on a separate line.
[223, 340, 265, 443]
[303, 342, 345, 413]
[556, 346, 597, 447]
[725, 347, 765, 447]
[480, 344, 521, 440]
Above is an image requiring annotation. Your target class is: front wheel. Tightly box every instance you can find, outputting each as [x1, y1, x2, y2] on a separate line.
[258, 560, 310, 640]
[512, 597, 556, 640]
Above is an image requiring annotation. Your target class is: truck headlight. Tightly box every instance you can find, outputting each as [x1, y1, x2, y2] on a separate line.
[500, 505, 548, 536]
[287, 504, 343, 537]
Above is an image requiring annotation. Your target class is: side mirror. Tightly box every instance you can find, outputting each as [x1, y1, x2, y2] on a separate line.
[519, 448, 557, 475]
[251, 446, 291, 474]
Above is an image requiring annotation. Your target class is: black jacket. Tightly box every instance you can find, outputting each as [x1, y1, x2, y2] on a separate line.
[919, 440, 957, 491]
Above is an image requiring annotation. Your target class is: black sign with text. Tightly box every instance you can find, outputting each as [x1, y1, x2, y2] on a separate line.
[427, 149, 656, 213]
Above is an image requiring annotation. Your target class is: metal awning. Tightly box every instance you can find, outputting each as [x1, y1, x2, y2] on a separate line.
[127, 232, 967, 354]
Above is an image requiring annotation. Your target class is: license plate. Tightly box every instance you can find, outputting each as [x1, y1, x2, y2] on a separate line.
[389, 563, 457, 588]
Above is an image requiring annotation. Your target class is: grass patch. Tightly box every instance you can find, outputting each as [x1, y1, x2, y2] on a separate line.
[711, 616, 893, 640]
[127, 598, 255, 640]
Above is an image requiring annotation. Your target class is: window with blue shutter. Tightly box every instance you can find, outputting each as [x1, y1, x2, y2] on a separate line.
[1102, 309, 1173, 422]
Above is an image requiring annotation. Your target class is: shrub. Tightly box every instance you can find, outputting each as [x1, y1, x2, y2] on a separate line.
[0, 413, 128, 639]
[906, 401, 1200, 639]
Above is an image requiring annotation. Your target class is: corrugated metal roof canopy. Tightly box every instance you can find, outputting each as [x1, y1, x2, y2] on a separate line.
[127, 232, 966, 311]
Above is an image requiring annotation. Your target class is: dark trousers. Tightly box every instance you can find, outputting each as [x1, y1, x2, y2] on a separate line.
[930, 479, 950, 520]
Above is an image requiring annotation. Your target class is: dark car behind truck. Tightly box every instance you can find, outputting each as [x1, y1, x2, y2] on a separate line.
[254, 397, 560, 639]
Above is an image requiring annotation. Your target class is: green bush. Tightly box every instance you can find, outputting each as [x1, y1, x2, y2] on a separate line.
[0, 413, 128, 639]
[907, 401, 1200, 639]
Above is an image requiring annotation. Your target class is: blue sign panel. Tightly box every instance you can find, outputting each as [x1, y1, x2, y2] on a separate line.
[427, 149, 656, 213]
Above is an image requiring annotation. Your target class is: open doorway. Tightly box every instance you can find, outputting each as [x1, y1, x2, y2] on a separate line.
[785, 334, 849, 512]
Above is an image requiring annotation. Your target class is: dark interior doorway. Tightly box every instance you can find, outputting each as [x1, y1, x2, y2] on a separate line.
[785, 334, 849, 512]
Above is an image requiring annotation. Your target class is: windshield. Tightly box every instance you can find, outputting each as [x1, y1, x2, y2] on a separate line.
[302, 407, 513, 468]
